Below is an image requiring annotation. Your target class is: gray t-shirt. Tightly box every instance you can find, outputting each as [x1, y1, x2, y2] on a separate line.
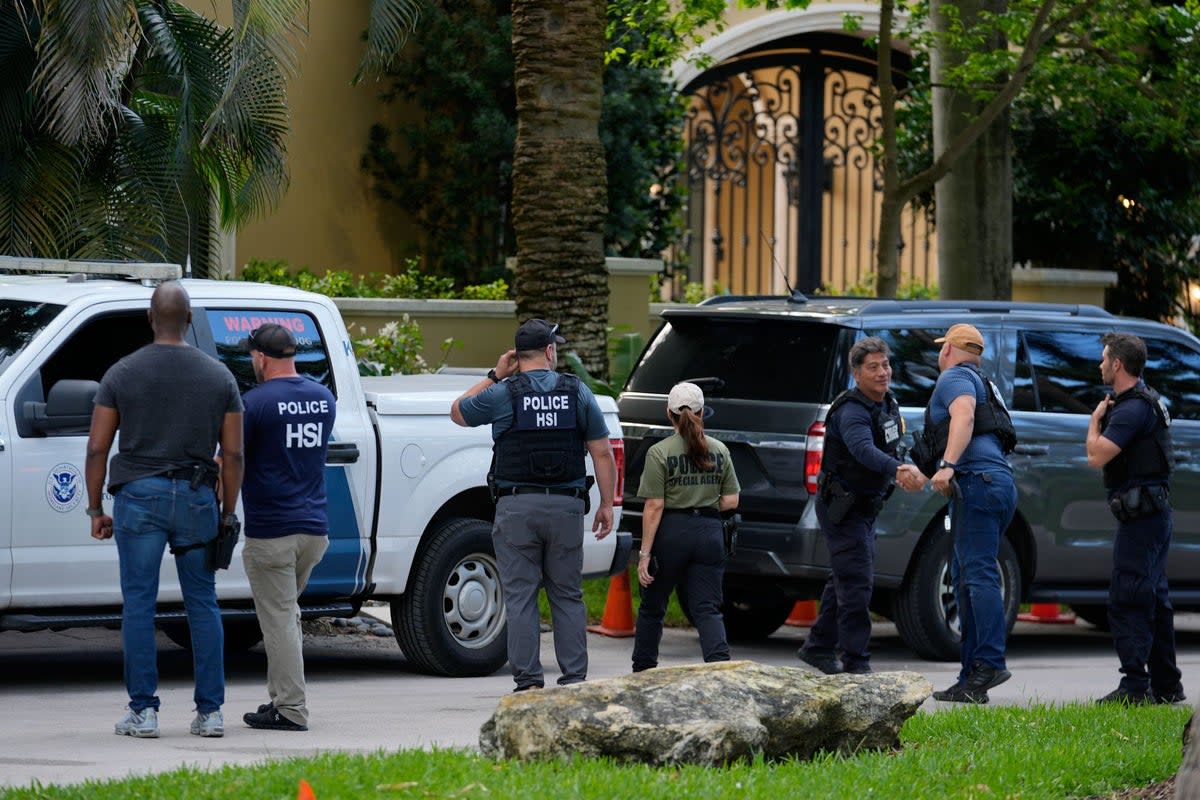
[95, 343, 243, 490]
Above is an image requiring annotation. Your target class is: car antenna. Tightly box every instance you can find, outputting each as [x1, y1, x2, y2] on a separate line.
[177, 182, 192, 279]
[760, 231, 807, 304]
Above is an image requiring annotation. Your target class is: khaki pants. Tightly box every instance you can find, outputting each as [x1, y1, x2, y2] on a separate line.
[243, 534, 329, 725]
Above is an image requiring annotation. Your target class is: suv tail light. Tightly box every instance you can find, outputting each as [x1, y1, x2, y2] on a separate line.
[804, 421, 825, 495]
[610, 437, 625, 506]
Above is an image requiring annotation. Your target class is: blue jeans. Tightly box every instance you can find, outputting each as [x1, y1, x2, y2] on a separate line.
[115, 476, 223, 713]
[949, 469, 1016, 681]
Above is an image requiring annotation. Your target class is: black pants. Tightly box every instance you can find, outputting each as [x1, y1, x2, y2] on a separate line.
[1109, 509, 1181, 694]
[802, 499, 876, 670]
[632, 510, 730, 671]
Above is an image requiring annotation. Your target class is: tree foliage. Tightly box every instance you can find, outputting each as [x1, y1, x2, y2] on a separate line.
[360, 0, 690, 284]
[0, 0, 417, 274]
[893, 0, 1200, 319]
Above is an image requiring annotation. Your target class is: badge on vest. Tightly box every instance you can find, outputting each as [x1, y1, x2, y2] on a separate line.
[882, 418, 900, 445]
[515, 391, 576, 430]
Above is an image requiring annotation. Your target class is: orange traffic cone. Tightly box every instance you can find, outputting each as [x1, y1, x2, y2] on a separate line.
[784, 600, 819, 627]
[587, 571, 636, 637]
[1016, 603, 1077, 624]
[297, 779, 317, 800]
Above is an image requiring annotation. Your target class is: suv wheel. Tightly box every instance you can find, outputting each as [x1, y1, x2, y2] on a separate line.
[893, 518, 1022, 661]
[720, 591, 795, 641]
[1071, 604, 1110, 631]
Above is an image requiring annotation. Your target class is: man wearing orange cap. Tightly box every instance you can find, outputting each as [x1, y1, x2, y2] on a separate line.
[925, 324, 1018, 703]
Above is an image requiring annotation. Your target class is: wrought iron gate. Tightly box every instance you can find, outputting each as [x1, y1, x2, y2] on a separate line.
[679, 34, 933, 296]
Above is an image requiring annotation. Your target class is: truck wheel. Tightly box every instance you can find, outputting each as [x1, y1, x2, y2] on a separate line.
[1071, 604, 1110, 631]
[893, 518, 1021, 661]
[392, 518, 507, 677]
[721, 591, 794, 641]
[161, 618, 263, 653]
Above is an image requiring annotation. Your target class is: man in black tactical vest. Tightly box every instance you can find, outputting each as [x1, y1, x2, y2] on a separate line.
[1086, 332, 1185, 705]
[797, 337, 925, 675]
[926, 324, 1018, 704]
[451, 319, 616, 692]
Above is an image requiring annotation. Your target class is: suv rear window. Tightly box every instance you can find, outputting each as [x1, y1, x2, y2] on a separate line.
[626, 317, 840, 402]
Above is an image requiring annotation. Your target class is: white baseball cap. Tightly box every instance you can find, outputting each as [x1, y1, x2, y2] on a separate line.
[667, 382, 705, 414]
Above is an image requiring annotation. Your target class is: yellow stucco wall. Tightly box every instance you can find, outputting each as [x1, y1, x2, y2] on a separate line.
[195, 2, 414, 276]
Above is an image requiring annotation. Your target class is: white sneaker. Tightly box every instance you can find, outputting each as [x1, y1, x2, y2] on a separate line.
[115, 707, 160, 738]
[190, 709, 224, 738]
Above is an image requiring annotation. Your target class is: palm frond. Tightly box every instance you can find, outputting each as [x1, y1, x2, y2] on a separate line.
[30, 0, 139, 146]
[0, 2, 39, 153]
[0, 136, 85, 256]
[231, 0, 307, 76]
[355, 0, 422, 84]
[137, 4, 227, 157]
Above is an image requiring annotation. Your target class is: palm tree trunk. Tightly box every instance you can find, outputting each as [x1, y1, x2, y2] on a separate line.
[511, 0, 609, 378]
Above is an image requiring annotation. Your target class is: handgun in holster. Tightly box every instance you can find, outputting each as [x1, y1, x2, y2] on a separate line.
[1109, 485, 1170, 522]
[817, 472, 858, 525]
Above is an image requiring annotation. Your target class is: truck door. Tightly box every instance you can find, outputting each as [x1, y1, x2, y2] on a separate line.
[7, 303, 174, 607]
[201, 305, 376, 600]
[0, 398, 11, 608]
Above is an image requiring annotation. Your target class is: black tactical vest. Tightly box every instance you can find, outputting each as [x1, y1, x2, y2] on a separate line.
[821, 387, 904, 494]
[1101, 383, 1173, 490]
[922, 363, 1017, 457]
[493, 372, 586, 485]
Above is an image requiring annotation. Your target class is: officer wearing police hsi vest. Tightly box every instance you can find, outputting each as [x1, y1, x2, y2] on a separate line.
[1086, 332, 1185, 706]
[451, 319, 616, 693]
[797, 337, 926, 676]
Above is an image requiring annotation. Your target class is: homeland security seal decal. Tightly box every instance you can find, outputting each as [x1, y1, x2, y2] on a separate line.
[46, 463, 82, 512]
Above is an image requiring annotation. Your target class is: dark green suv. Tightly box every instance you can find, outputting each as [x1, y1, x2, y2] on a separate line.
[618, 296, 1200, 660]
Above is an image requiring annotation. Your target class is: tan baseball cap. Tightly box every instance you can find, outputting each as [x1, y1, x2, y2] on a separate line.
[935, 323, 984, 356]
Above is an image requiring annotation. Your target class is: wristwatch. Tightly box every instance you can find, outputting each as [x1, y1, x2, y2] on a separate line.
[486, 368, 500, 383]
[937, 459, 957, 471]
[85, 506, 104, 518]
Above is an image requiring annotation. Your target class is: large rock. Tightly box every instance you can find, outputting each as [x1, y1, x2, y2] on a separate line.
[479, 660, 931, 765]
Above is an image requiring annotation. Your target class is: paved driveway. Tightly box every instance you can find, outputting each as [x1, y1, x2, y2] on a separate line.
[0, 613, 1196, 789]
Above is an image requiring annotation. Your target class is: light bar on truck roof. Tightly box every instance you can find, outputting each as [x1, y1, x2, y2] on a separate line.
[0, 256, 182, 282]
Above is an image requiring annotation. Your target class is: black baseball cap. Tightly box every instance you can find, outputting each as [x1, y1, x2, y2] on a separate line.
[515, 318, 566, 350]
[241, 323, 297, 359]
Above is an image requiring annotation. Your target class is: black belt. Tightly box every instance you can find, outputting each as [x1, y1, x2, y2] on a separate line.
[505, 486, 586, 500]
[160, 467, 197, 480]
[664, 507, 720, 519]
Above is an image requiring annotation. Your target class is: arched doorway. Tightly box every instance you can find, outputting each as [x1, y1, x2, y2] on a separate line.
[677, 33, 933, 296]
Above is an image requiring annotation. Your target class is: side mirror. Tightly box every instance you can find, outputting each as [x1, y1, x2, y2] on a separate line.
[24, 379, 100, 435]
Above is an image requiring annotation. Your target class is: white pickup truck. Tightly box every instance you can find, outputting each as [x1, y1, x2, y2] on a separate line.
[0, 258, 629, 677]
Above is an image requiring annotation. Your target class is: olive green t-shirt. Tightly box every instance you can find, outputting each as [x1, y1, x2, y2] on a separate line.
[637, 434, 740, 509]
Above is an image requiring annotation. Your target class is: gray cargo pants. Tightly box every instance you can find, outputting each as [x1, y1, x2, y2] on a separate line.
[492, 492, 587, 689]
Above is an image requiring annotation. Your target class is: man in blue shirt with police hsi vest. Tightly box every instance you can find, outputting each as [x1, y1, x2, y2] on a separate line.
[451, 319, 616, 692]
[926, 323, 1018, 704]
[238, 323, 335, 731]
[1086, 332, 1184, 705]
[797, 337, 925, 676]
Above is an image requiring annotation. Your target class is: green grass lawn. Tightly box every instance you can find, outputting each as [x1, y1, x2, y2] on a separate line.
[2, 704, 1189, 799]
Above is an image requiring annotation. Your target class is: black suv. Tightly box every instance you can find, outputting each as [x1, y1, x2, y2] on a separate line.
[618, 296, 1200, 660]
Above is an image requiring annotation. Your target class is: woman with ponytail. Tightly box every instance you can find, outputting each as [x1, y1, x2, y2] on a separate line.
[632, 382, 740, 671]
